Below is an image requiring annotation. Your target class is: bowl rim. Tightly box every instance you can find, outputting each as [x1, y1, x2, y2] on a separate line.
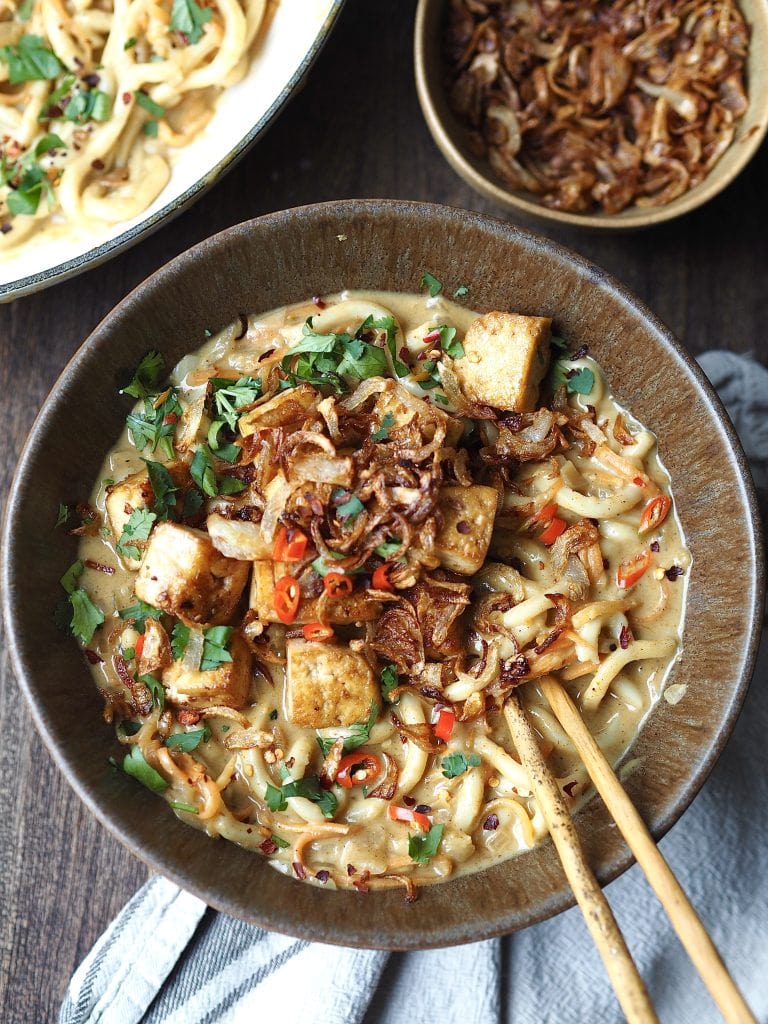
[0, 0, 347, 304]
[413, 0, 768, 231]
[3, 198, 764, 948]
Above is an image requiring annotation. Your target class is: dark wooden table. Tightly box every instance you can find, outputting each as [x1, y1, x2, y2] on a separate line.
[1, 2, 766, 1021]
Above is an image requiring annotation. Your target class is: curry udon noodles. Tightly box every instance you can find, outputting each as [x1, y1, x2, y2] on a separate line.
[61, 286, 689, 900]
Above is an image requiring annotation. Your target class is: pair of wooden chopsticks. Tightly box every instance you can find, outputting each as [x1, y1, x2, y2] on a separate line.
[504, 677, 756, 1024]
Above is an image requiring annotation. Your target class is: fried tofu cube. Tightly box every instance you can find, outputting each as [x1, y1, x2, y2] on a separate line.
[163, 633, 251, 710]
[238, 384, 317, 437]
[434, 484, 499, 575]
[135, 522, 250, 626]
[454, 312, 551, 412]
[105, 462, 189, 568]
[374, 385, 463, 447]
[249, 563, 380, 624]
[207, 513, 273, 561]
[285, 638, 378, 728]
[138, 618, 172, 676]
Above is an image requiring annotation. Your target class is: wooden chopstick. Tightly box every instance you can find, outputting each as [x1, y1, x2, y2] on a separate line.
[504, 696, 660, 1024]
[538, 675, 757, 1024]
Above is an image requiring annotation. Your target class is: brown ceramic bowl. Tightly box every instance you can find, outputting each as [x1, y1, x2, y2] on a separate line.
[414, 0, 768, 230]
[2, 200, 763, 948]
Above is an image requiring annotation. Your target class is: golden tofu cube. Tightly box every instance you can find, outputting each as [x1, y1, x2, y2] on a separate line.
[249, 563, 380, 625]
[163, 633, 251, 710]
[285, 638, 378, 728]
[374, 385, 463, 447]
[454, 312, 551, 412]
[138, 618, 172, 676]
[135, 522, 250, 626]
[434, 485, 498, 575]
[238, 384, 317, 437]
[206, 513, 273, 561]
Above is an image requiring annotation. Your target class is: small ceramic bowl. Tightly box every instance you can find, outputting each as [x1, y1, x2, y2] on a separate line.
[414, 0, 768, 230]
[2, 200, 763, 948]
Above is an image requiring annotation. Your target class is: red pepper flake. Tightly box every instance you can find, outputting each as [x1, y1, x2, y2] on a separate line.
[563, 781, 578, 798]
[483, 814, 499, 831]
[84, 648, 103, 664]
[619, 625, 632, 650]
[260, 838, 278, 856]
[665, 566, 684, 581]
[633, 476, 645, 487]
[423, 328, 441, 344]
[650, 541, 660, 553]
[352, 870, 370, 893]
[312, 295, 326, 309]
[315, 870, 330, 884]
[177, 709, 202, 726]
[85, 559, 115, 574]
[292, 861, 307, 879]
[163, 412, 179, 425]
[456, 520, 471, 534]
[122, 91, 131, 104]
[403, 795, 416, 807]
[399, 347, 409, 362]
[347, 863, 356, 876]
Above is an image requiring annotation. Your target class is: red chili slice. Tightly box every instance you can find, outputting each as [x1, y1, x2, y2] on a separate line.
[336, 754, 381, 789]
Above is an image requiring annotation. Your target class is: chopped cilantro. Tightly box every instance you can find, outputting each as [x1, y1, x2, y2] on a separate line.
[200, 625, 232, 671]
[58, 87, 112, 124]
[207, 420, 240, 463]
[121, 351, 164, 399]
[265, 782, 286, 812]
[139, 673, 165, 711]
[126, 389, 182, 459]
[55, 502, 69, 528]
[191, 443, 244, 497]
[124, 36, 137, 49]
[143, 120, 158, 137]
[134, 89, 165, 118]
[266, 776, 337, 818]
[280, 318, 388, 392]
[271, 833, 289, 849]
[34, 133, 65, 158]
[317, 703, 378, 756]
[409, 823, 444, 865]
[441, 752, 481, 779]
[550, 335, 569, 351]
[60, 559, 83, 594]
[165, 725, 211, 752]
[565, 366, 595, 395]
[6, 164, 53, 217]
[436, 324, 464, 360]
[169, 801, 199, 814]
[334, 492, 364, 522]
[358, 314, 408, 378]
[123, 744, 168, 793]
[170, 0, 213, 44]
[371, 411, 395, 442]
[18, 0, 34, 20]
[420, 272, 442, 298]
[119, 600, 163, 634]
[453, 284, 469, 298]
[116, 507, 156, 560]
[170, 621, 190, 661]
[143, 459, 178, 519]
[210, 376, 262, 430]
[122, 646, 136, 662]
[381, 663, 399, 704]
[182, 487, 203, 519]
[69, 589, 105, 645]
[0, 35, 63, 84]
[374, 539, 401, 559]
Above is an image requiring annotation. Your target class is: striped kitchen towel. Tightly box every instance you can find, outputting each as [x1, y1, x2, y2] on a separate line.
[60, 351, 768, 1024]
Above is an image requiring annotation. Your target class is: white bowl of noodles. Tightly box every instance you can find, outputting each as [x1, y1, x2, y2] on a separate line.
[0, 0, 345, 301]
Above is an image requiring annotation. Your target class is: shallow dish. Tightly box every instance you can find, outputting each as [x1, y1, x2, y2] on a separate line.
[2, 200, 763, 948]
[414, 0, 768, 230]
[0, 0, 345, 303]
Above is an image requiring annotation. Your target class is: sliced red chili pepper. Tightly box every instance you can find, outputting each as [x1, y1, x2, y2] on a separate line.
[633, 476, 645, 487]
[162, 412, 179, 425]
[388, 805, 431, 832]
[371, 563, 394, 591]
[433, 708, 455, 742]
[336, 754, 381, 789]
[532, 502, 558, 522]
[324, 572, 353, 599]
[422, 328, 441, 344]
[274, 575, 301, 624]
[273, 526, 309, 563]
[638, 495, 672, 535]
[617, 550, 652, 590]
[302, 622, 335, 643]
[134, 634, 145, 660]
[539, 516, 567, 545]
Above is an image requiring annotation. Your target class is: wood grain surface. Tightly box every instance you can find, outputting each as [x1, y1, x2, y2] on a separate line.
[0, 2, 766, 1021]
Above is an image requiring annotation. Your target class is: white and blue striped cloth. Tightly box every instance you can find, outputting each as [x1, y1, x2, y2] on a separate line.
[61, 352, 768, 1024]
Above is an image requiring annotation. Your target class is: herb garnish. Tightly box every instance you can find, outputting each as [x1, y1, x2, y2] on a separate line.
[453, 284, 469, 298]
[280, 317, 388, 392]
[441, 752, 481, 779]
[200, 625, 233, 671]
[317, 703, 378, 756]
[165, 725, 211, 752]
[143, 459, 178, 519]
[170, 0, 213, 44]
[408, 823, 444, 865]
[139, 673, 165, 711]
[190, 443, 245, 497]
[4, 163, 54, 216]
[210, 376, 262, 430]
[420, 272, 442, 298]
[334, 491, 364, 523]
[265, 776, 337, 819]
[59, 560, 104, 644]
[121, 351, 164, 399]
[381, 663, 399, 704]
[0, 35, 63, 84]
[122, 745, 168, 793]
[119, 600, 163, 633]
[371, 411, 395, 442]
[126, 389, 182, 459]
[116, 507, 156, 560]
[55, 502, 69, 528]
[374, 539, 401, 559]
[170, 621, 190, 660]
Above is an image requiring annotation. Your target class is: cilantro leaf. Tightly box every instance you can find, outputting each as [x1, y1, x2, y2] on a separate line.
[210, 376, 262, 430]
[6, 164, 53, 217]
[200, 625, 232, 671]
[0, 35, 63, 84]
[69, 589, 104, 644]
[317, 703, 378, 756]
[271, 833, 289, 849]
[453, 284, 469, 298]
[182, 487, 203, 519]
[335, 339, 388, 380]
[207, 420, 240, 463]
[121, 351, 164, 399]
[437, 324, 464, 360]
[565, 366, 595, 395]
[116, 507, 156, 560]
[165, 725, 211, 752]
[334, 493, 364, 522]
[381, 663, 399, 704]
[119, 600, 163, 634]
[441, 752, 481, 779]
[134, 89, 165, 118]
[123, 745, 168, 793]
[190, 443, 217, 497]
[169, 801, 199, 814]
[266, 776, 338, 818]
[34, 133, 65, 158]
[311, 552, 350, 577]
[18, 0, 34, 21]
[59, 87, 112, 124]
[55, 502, 69, 528]
[371, 411, 395, 442]
[171, 622, 190, 661]
[138, 673, 165, 711]
[143, 459, 178, 519]
[170, 0, 213, 44]
[60, 559, 83, 594]
[408, 824, 444, 865]
[265, 783, 286, 812]
[421, 272, 442, 298]
[126, 390, 181, 459]
[360, 315, 408, 378]
[374, 539, 401, 559]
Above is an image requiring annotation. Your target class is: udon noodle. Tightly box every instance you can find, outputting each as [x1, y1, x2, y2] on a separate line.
[62, 287, 690, 900]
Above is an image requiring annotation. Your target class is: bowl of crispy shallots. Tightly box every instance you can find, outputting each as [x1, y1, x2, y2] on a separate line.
[415, 0, 768, 228]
